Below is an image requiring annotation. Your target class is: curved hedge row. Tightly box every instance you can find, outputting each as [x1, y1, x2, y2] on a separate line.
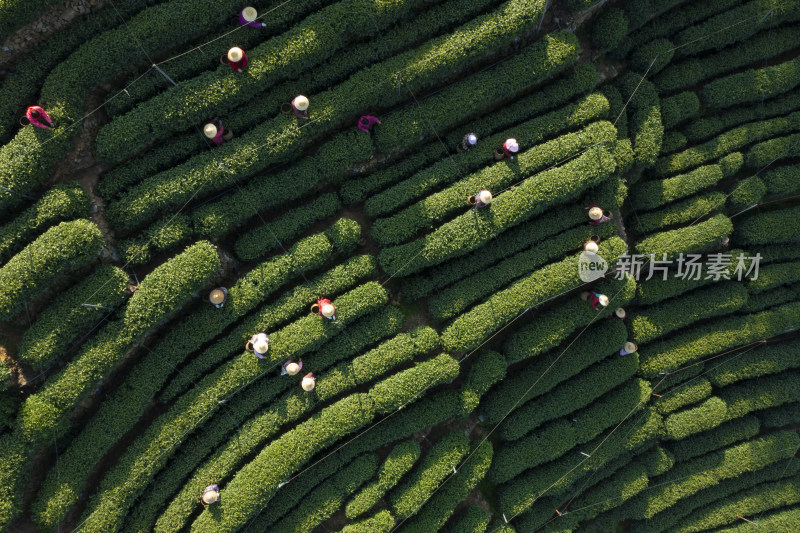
[499, 352, 640, 441]
[482, 320, 627, 424]
[660, 91, 700, 130]
[234, 193, 341, 261]
[655, 23, 800, 94]
[496, 406, 664, 516]
[116, 214, 193, 265]
[346, 440, 421, 519]
[762, 161, 800, 195]
[631, 283, 748, 344]
[400, 180, 624, 302]
[719, 370, 800, 421]
[96, 0, 431, 162]
[429, 211, 619, 321]
[664, 397, 728, 441]
[616, 73, 662, 166]
[17, 241, 221, 441]
[343, 64, 599, 206]
[271, 454, 379, 533]
[373, 120, 616, 247]
[666, 415, 761, 464]
[339, 511, 395, 533]
[441, 237, 627, 353]
[457, 350, 506, 417]
[189, 353, 459, 533]
[619, 429, 800, 520]
[0, 183, 90, 265]
[629, 455, 799, 533]
[143, 307, 405, 533]
[654, 379, 712, 416]
[654, 110, 800, 178]
[16, 264, 129, 371]
[491, 378, 652, 484]
[105, 0, 550, 231]
[389, 431, 470, 519]
[701, 54, 800, 108]
[635, 213, 733, 260]
[635, 163, 724, 211]
[638, 301, 800, 378]
[671, 0, 800, 58]
[367, 93, 611, 222]
[737, 205, 800, 244]
[745, 131, 800, 168]
[441, 504, 490, 533]
[373, 30, 580, 152]
[379, 141, 618, 276]
[0, 219, 103, 321]
[677, 474, 800, 532]
[632, 192, 726, 235]
[395, 443, 493, 533]
[0, 0, 266, 215]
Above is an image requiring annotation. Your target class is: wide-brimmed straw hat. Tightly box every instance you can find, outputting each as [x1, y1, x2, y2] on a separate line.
[228, 47, 244, 62]
[301, 376, 316, 391]
[615, 307, 626, 319]
[624, 341, 638, 353]
[293, 95, 309, 111]
[202, 490, 219, 505]
[478, 190, 492, 204]
[505, 138, 519, 152]
[584, 241, 599, 254]
[285, 362, 300, 375]
[468, 134, 477, 145]
[321, 303, 336, 317]
[204, 123, 218, 138]
[254, 339, 269, 354]
[598, 294, 610, 307]
[210, 289, 225, 304]
[242, 6, 257, 21]
[589, 207, 603, 220]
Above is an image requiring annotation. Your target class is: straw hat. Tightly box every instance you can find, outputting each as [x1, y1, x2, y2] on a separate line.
[202, 490, 219, 505]
[209, 289, 225, 305]
[293, 95, 309, 111]
[242, 6, 257, 21]
[615, 307, 626, 319]
[468, 134, 477, 145]
[301, 375, 316, 391]
[285, 362, 300, 375]
[228, 47, 244, 63]
[588, 207, 603, 220]
[478, 190, 492, 205]
[505, 138, 519, 152]
[624, 341, 638, 353]
[584, 241, 599, 254]
[254, 338, 269, 354]
[203, 123, 218, 139]
[321, 303, 336, 318]
[597, 294, 609, 307]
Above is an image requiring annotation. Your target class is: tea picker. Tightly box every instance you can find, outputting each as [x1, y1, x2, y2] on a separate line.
[581, 291, 609, 311]
[457, 133, 478, 152]
[495, 138, 518, 160]
[583, 236, 600, 254]
[467, 190, 492, 209]
[238, 6, 266, 28]
[283, 95, 310, 120]
[206, 287, 228, 308]
[614, 307, 626, 321]
[619, 341, 638, 356]
[245, 332, 269, 359]
[203, 119, 233, 146]
[301, 372, 317, 391]
[201, 484, 220, 506]
[23, 106, 54, 130]
[358, 115, 381, 132]
[586, 204, 612, 226]
[311, 298, 336, 320]
[282, 360, 303, 376]
[222, 47, 248, 72]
